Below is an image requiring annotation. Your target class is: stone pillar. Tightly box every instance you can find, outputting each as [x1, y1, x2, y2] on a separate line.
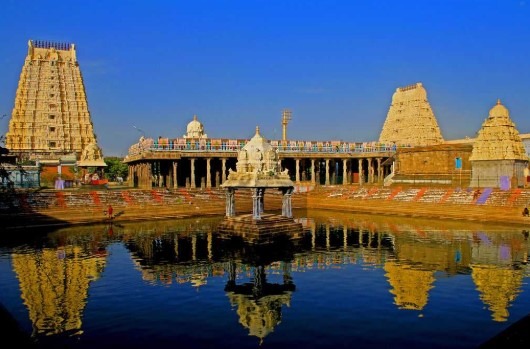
[295, 159, 300, 183]
[311, 159, 316, 185]
[377, 157, 382, 183]
[206, 158, 211, 188]
[192, 235, 197, 261]
[252, 188, 263, 220]
[172, 161, 178, 188]
[311, 221, 316, 250]
[190, 158, 196, 189]
[343, 226, 348, 249]
[260, 188, 265, 213]
[342, 159, 348, 185]
[174, 235, 179, 259]
[326, 224, 330, 250]
[128, 165, 134, 187]
[368, 158, 374, 183]
[325, 159, 330, 186]
[358, 158, 364, 186]
[281, 187, 293, 218]
[225, 188, 235, 217]
[140, 162, 152, 189]
[207, 232, 213, 261]
[221, 158, 227, 183]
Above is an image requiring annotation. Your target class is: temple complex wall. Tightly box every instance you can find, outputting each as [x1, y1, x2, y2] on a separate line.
[469, 160, 527, 188]
[395, 144, 473, 175]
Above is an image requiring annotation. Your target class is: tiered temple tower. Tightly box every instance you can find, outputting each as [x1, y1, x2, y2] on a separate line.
[469, 99, 528, 188]
[379, 82, 444, 146]
[6, 40, 100, 162]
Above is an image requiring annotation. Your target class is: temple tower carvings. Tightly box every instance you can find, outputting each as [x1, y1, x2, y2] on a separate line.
[469, 99, 528, 188]
[6, 40, 100, 161]
[379, 82, 444, 147]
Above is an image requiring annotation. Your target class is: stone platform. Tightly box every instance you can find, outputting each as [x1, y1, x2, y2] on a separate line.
[216, 213, 306, 244]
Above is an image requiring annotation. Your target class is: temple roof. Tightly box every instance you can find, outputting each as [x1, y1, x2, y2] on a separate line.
[184, 115, 207, 139]
[77, 142, 107, 167]
[221, 127, 293, 188]
[469, 100, 528, 161]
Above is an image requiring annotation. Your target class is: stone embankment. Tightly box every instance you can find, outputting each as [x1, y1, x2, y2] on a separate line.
[1, 185, 530, 229]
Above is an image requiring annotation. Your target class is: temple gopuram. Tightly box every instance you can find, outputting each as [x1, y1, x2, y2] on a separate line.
[4, 39, 529, 190]
[5, 40, 106, 185]
[379, 82, 444, 146]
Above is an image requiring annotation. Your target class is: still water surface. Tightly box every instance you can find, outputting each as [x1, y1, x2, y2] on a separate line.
[1, 209, 529, 349]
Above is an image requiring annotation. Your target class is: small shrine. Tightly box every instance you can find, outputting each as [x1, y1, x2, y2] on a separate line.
[469, 100, 528, 188]
[77, 142, 108, 185]
[217, 126, 303, 243]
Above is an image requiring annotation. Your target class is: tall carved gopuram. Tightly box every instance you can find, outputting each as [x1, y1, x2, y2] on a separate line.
[6, 40, 100, 162]
[379, 82, 444, 147]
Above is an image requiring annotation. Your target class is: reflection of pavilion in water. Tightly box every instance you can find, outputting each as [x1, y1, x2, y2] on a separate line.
[122, 215, 530, 330]
[225, 261, 295, 344]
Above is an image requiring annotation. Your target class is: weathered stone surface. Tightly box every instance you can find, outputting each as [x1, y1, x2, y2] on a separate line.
[379, 82, 444, 146]
[5, 40, 101, 162]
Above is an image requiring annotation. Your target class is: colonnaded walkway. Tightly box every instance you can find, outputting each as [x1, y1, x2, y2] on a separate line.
[2, 184, 530, 229]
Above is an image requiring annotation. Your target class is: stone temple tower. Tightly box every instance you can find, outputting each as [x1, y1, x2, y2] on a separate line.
[469, 100, 528, 188]
[5, 40, 100, 162]
[379, 82, 444, 146]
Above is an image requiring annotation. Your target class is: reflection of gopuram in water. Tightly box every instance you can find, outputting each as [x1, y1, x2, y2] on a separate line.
[470, 231, 527, 322]
[10, 240, 107, 337]
[11, 214, 529, 342]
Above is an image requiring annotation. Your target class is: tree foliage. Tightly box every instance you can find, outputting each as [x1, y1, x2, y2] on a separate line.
[104, 157, 128, 181]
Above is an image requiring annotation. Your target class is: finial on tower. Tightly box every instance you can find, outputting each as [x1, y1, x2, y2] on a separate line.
[256, 126, 260, 135]
[497, 99, 501, 105]
[193, 114, 198, 121]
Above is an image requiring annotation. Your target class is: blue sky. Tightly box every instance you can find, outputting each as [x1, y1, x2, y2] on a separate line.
[1, 0, 529, 156]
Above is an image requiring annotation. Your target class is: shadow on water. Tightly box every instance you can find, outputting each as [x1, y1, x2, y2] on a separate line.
[477, 314, 530, 348]
[0, 303, 35, 348]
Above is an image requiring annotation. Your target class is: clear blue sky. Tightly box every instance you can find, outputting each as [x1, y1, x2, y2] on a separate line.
[1, 0, 529, 156]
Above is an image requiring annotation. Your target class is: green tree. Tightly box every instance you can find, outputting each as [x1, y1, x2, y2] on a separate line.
[104, 157, 128, 181]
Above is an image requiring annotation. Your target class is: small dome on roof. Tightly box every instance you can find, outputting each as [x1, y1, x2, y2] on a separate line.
[184, 115, 207, 139]
[489, 99, 509, 118]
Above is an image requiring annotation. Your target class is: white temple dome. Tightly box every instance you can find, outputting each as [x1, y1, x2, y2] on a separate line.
[184, 115, 207, 139]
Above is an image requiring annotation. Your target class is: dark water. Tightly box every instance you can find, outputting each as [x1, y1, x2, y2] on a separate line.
[0, 209, 529, 349]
